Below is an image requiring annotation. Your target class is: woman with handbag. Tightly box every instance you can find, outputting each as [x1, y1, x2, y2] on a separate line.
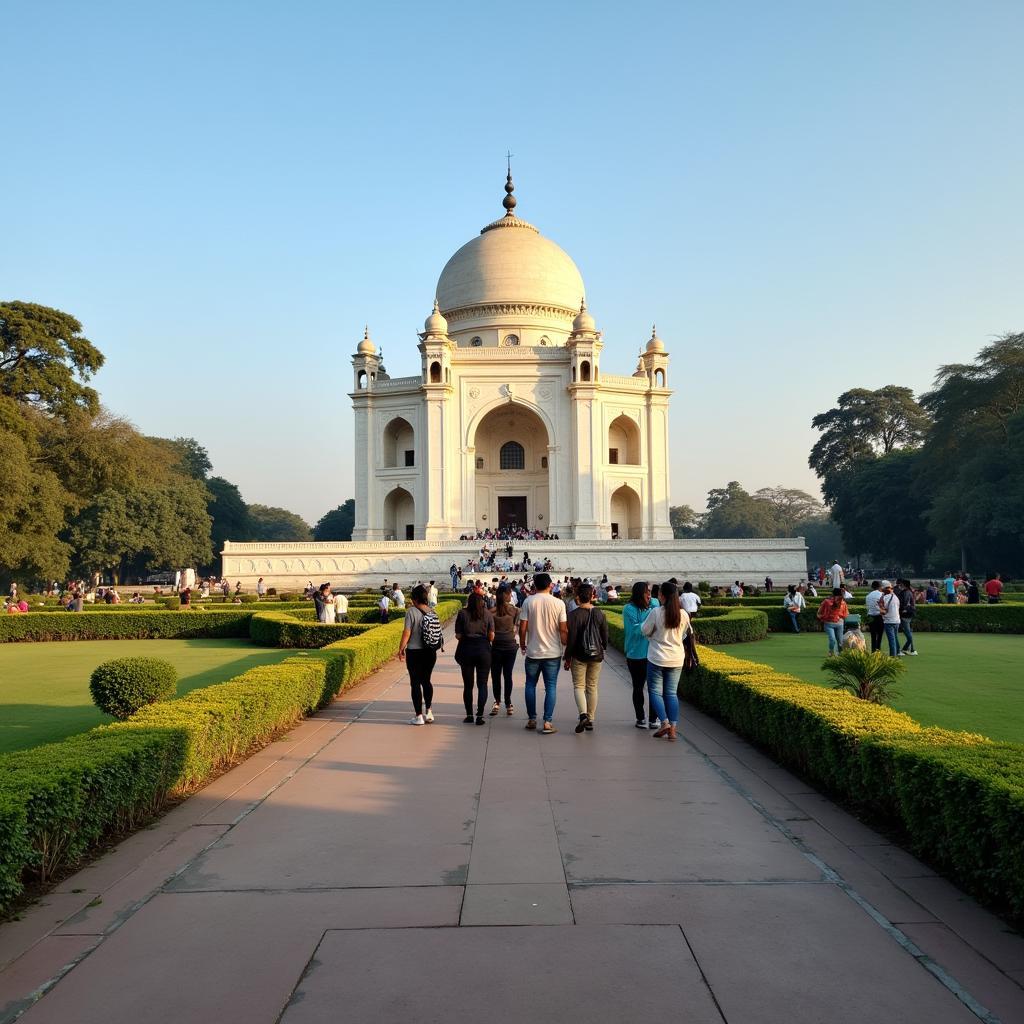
[564, 582, 609, 734]
[489, 585, 519, 716]
[641, 581, 691, 741]
[454, 592, 495, 724]
[816, 588, 849, 655]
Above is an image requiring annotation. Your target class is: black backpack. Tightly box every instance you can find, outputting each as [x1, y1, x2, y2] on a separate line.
[576, 610, 604, 662]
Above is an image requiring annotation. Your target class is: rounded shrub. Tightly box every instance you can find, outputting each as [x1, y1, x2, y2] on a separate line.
[89, 657, 178, 720]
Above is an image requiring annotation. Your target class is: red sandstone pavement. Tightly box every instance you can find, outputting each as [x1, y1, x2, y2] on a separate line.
[2, 637, 1023, 1024]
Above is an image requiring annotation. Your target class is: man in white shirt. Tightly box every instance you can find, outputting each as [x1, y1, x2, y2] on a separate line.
[334, 591, 349, 622]
[828, 561, 844, 590]
[379, 591, 392, 623]
[864, 580, 884, 653]
[391, 586, 405, 608]
[518, 572, 568, 735]
[427, 581, 438, 608]
[877, 581, 901, 656]
[783, 586, 805, 632]
[680, 582, 701, 616]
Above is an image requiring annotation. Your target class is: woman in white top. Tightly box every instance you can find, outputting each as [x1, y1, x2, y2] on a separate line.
[640, 581, 691, 741]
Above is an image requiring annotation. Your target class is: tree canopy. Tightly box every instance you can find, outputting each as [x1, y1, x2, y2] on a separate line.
[245, 505, 313, 543]
[313, 500, 355, 542]
[0, 302, 105, 419]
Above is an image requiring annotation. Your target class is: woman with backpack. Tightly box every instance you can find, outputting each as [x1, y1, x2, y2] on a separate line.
[454, 592, 495, 725]
[489, 585, 519, 716]
[622, 581, 661, 729]
[564, 582, 609, 733]
[398, 584, 442, 726]
[641, 581, 691, 741]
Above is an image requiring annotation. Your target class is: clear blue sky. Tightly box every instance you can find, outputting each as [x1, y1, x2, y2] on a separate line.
[3, 0, 1022, 524]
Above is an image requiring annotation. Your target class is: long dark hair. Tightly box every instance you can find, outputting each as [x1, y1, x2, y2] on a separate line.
[629, 581, 650, 609]
[467, 591, 486, 621]
[494, 587, 513, 618]
[660, 581, 681, 630]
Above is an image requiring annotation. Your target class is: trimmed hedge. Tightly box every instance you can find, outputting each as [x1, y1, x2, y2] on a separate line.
[0, 611, 253, 643]
[0, 598, 461, 912]
[764, 603, 1024, 634]
[249, 611, 374, 648]
[683, 647, 1024, 925]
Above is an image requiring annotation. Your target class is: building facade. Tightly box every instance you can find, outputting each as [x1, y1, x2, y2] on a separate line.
[350, 174, 674, 542]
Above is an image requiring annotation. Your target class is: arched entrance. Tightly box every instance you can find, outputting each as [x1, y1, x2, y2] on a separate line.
[382, 417, 415, 468]
[383, 486, 415, 540]
[610, 485, 642, 539]
[472, 404, 550, 533]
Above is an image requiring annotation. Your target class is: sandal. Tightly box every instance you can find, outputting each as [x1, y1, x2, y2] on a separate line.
[506, 704, 515, 716]
[490, 702, 500, 716]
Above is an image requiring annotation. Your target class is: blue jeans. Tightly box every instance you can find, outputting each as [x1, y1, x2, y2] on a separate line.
[883, 622, 899, 656]
[647, 663, 681, 725]
[524, 657, 560, 723]
[786, 610, 801, 633]
[899, 619, 914, 652]
[824, 621, 844, 653]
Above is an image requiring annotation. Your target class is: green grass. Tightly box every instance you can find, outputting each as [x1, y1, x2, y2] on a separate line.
[0, 638, 300, 754]
[710, 633, 1024, 743]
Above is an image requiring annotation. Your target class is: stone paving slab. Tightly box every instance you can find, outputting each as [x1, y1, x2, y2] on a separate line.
[279, 925, 724, 1024]
[570, 883, 980, 1023]
[17, 888, 463, 1024]
[3, 636, 1022, 1023]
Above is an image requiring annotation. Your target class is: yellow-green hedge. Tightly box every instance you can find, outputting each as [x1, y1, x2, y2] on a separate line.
[685, 648, 1024, 924]
[0, 600, 460, 913]
[604, 606, 768, 647]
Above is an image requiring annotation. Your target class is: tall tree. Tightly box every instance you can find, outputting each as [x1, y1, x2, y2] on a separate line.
[313, 500, 355, 541]
[809, 386, 931, 490]
[207, 477, 251, 555]
[668, 504, 699, 539]
[752, 486, 823, 534]
[68, 479, 213, 583]
[151, 436, 212, 480]
[701, 482, 781, 538]
[0, 302, 104, 419]
[0, 397, 71, 581]
[245, 505, 312, 542]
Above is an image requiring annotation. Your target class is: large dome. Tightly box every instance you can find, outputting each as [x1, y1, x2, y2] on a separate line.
[436, 211, 585, 318]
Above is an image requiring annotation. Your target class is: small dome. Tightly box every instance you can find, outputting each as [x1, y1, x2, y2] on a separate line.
[424, 299, 448, 336]
[572, 299, 595, 334]
[646, 324, 665, 353]
[357, 326, 376, 355]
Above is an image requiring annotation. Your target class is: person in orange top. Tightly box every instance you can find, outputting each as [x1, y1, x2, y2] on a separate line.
[816, 587, 849, 656]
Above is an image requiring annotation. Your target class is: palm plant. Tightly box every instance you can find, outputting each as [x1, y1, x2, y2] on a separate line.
[821, 648, 906, 704]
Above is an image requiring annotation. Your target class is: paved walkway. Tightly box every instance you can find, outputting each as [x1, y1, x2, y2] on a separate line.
[2, 635, 1023, 1023]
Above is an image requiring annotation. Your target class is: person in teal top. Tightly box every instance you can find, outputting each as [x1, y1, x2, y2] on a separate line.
[623, 581, 660, 729]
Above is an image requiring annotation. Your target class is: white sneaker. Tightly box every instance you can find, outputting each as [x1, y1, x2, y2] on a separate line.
[424, 709, 435, 722]
[409, 714, 425, 726]
[906, 650, 918, 656]
[648, 720, 661, 730]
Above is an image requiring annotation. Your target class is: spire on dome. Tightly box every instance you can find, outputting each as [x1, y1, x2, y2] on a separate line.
[357, 325, 376, 355]
[502, 151, 517, 215]
[572, 296, 596, 334]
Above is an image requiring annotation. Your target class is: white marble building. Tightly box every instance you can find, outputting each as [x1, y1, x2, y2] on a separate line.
[350, 173, 673, 542]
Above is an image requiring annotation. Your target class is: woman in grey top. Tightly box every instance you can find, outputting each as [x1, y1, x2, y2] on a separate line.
[489, 585, 519, 716]
[398, 584, 437, 726]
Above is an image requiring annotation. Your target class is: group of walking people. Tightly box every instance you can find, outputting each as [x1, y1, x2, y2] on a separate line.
[396, 574, 695, 740]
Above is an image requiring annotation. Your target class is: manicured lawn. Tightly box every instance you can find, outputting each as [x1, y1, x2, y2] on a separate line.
[710, 633, 1024, 743]
[0, 639, 302, 754]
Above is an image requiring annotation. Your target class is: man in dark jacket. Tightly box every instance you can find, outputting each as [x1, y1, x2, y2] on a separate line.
[896, 579, 917, 656]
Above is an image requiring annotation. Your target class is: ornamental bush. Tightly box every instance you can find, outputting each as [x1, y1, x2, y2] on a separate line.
[89, 657, 178, 720]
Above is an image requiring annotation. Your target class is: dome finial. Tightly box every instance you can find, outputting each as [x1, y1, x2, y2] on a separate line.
[503, 150, 517, 215]
[357, 325, 376, 355]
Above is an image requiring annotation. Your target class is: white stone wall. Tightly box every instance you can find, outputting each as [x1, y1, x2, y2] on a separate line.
[222, 538, 809, 590]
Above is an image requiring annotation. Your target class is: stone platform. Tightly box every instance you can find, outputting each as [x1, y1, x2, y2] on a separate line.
[2, 634, 1021, 1023]
[222, 536, 808, 590]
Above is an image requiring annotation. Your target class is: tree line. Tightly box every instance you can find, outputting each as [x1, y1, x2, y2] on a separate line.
[808, 332, 1023, 575]
[1, 302, 354, 585]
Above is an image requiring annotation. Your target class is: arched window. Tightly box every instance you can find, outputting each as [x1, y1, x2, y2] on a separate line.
[429, 361, 442, 383]
[358, 370, 367, 389]
[503, 334, 520, 347]
[500, 441, 525, 470]
[655, 368, 666, 388]
[580, 360, 591, 382]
